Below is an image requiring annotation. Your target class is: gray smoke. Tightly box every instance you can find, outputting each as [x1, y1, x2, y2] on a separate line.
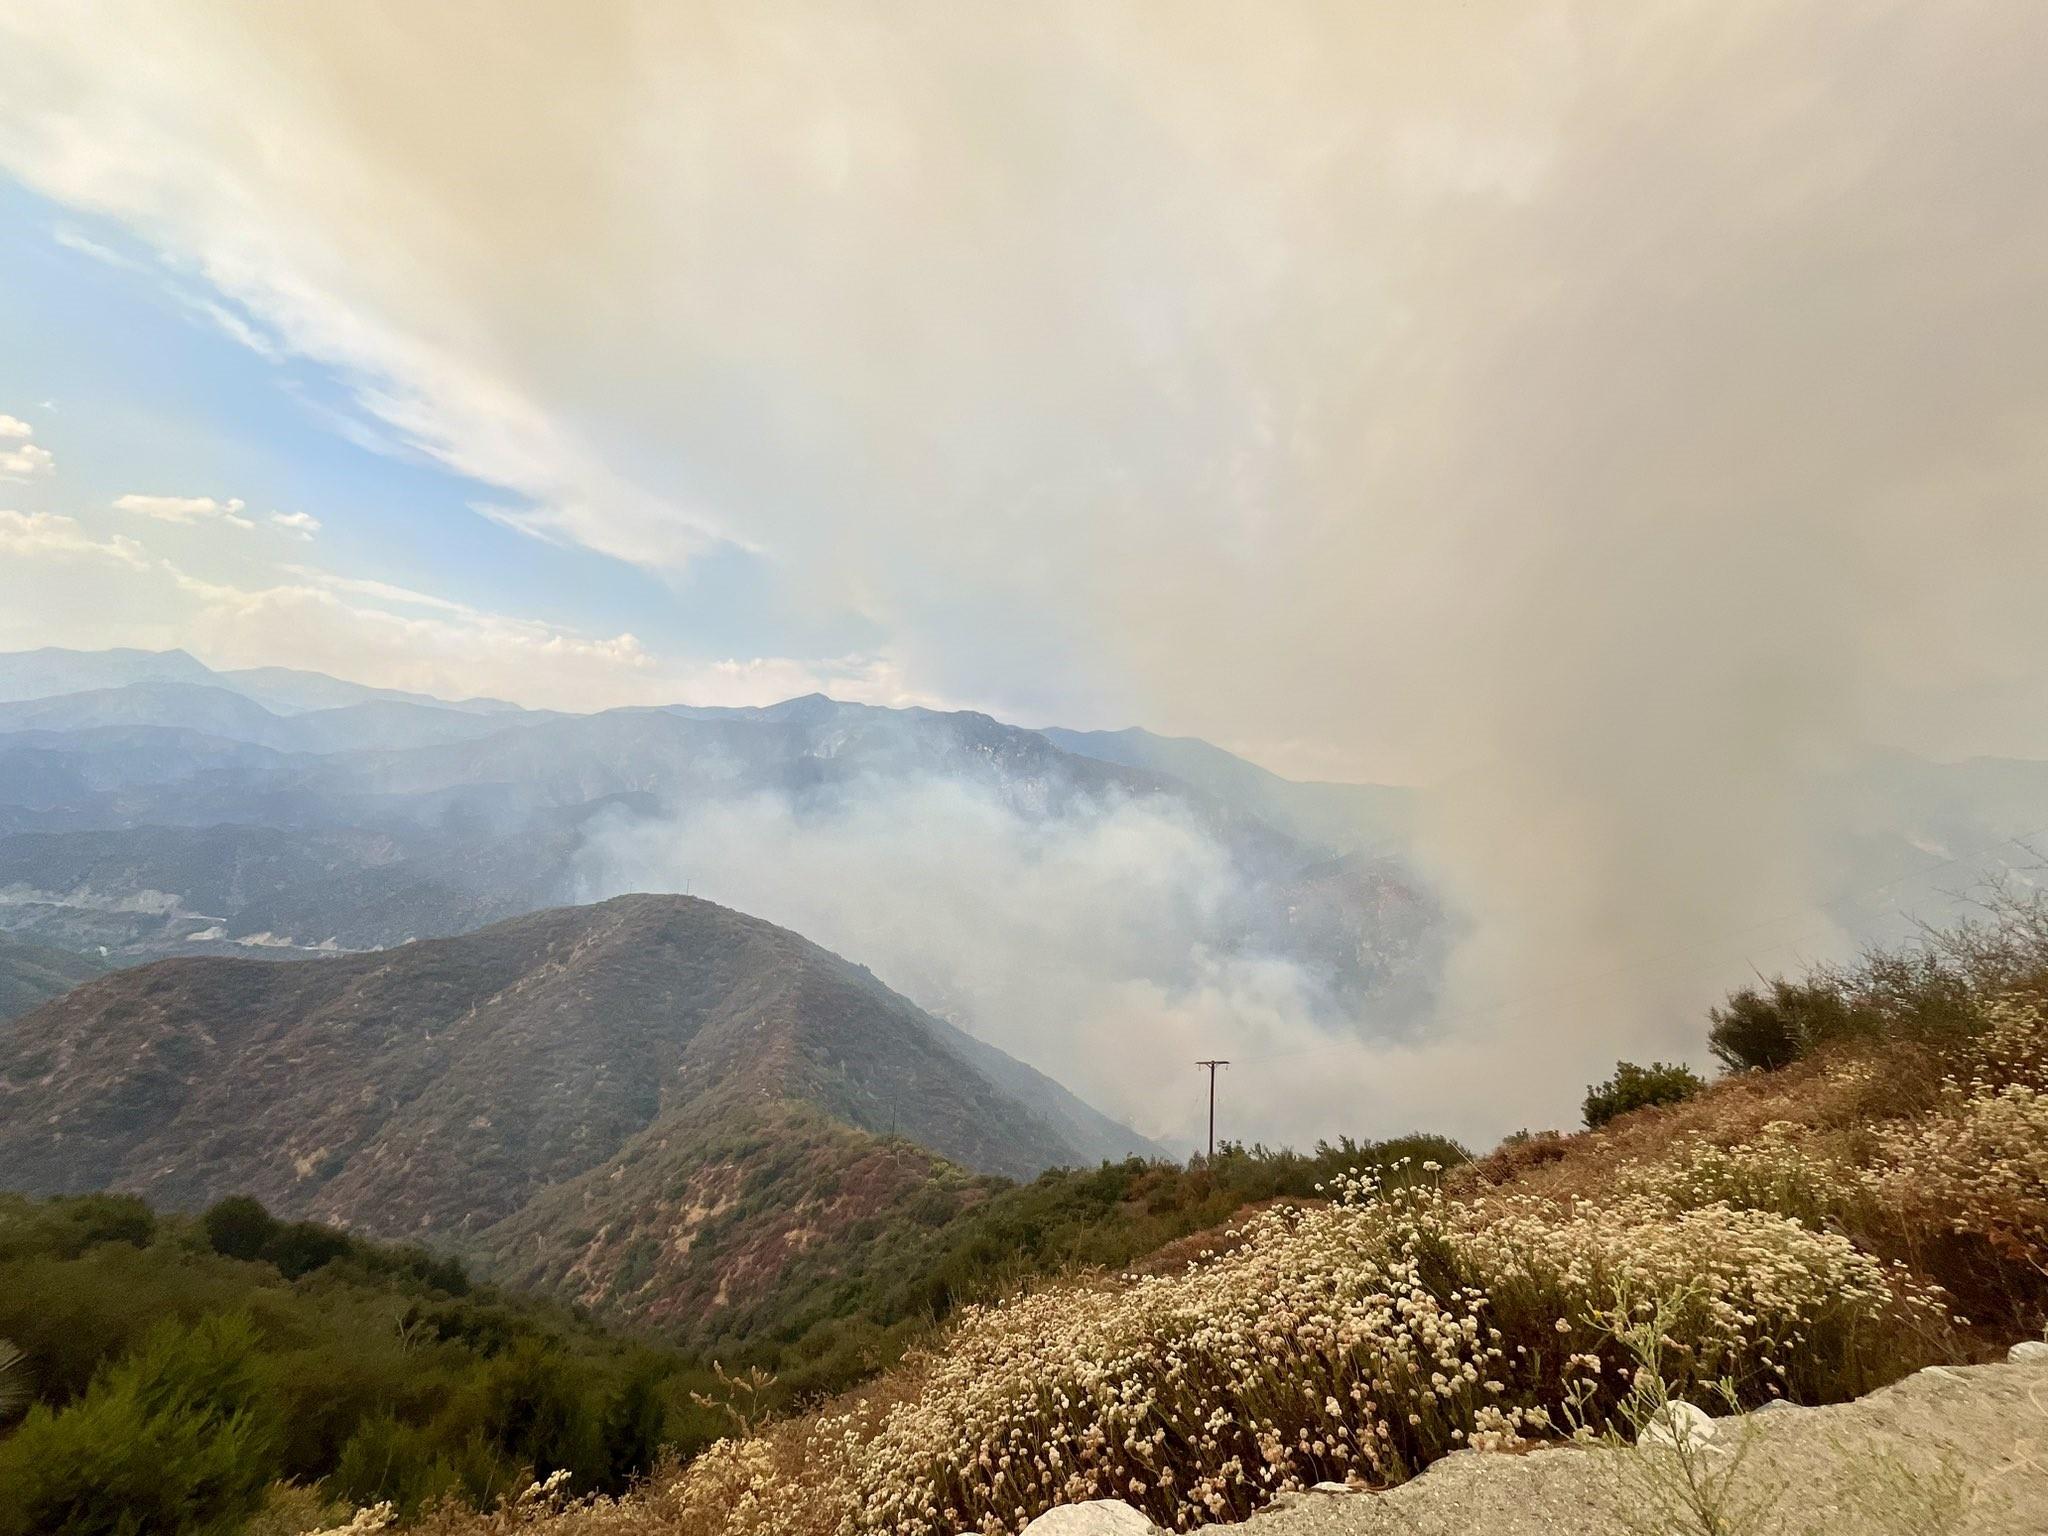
[575, 780, 1399, 1150]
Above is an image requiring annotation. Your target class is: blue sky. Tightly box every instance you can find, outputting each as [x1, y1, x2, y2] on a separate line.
[0, 176, 892, 698]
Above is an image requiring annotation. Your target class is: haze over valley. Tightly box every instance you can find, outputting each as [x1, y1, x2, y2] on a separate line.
[4, 645, 2044, 1149]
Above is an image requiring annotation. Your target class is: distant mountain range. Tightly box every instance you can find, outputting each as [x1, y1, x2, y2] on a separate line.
[0, 645, 519, 715]
[2, 644, 2034, 1165]
[0, 647, 1445, 1041]
[1037, 725, 1414, 856]
[0, 894, 1156, 1336]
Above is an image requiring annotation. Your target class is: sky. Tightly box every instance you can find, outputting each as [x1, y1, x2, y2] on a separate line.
[3, 1, 2048, 1138]
[2, 2, 2045, 775]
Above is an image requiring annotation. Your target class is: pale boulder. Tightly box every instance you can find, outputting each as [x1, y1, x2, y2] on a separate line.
[1637, 1399, 1717, 1452]
[1019, 1500, 1164, 1535]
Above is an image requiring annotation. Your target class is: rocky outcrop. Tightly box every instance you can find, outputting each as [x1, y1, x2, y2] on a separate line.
[1021, 1351, 2048, 1536]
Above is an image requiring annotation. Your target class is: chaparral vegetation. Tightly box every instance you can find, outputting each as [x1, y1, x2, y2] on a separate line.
[372, 903, 2048, 1536]
[3, 904, 2045, 1535]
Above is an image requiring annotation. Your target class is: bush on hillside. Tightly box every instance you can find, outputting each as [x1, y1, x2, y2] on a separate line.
[0, 1313, 280, 1536]
[1582, 1059, 1705, 1128]
[627, 1171, 1935, 1536]
[1708, 976, 1867, 1072]
[1710, 888, 2048, 1076]
[202, 1195, 280, 1262]
[706, 1132, 1472, 1400]
[0, 1193, 720, 1520]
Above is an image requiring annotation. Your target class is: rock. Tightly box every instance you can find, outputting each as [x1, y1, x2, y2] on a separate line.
[1233, 1357, 2048, 1536]
[1637, 1400, 1716, 1452]
[2009, 1340, 2048, 1366]
[1309, 1482, 1356, 1493]
[1752, 1397, 1805, 1414]
[1917, 1365, 1968, 1383]
[1019, 1500, 1164, 1535]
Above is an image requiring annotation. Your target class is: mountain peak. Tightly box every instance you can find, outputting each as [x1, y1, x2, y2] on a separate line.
[0, 645, 216, 702]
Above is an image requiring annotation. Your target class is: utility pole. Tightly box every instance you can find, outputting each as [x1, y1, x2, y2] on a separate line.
[1195, 1059, 1229, 1161]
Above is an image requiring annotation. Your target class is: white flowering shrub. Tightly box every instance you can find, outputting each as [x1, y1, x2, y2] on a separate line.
[831, 1168, 1926, 1534]
[1610, 1121, 1861, 1233]
[1860, 999, 2048, 1265]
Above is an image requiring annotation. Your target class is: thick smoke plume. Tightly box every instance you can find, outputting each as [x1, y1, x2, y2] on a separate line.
[576, 781, 1413, 1150]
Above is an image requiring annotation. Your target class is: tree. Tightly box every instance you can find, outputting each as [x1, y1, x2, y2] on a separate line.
[201, 1196, 279, 1263]
[467, 1340, 605, 1492]
[1582, 1060, 1705, 1129]
[264, 1220, 352, 1280]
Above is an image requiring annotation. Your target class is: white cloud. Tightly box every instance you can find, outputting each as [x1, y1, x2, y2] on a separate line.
[0, 510, 912, 716]
[51, 223, 143, 272]
[269, 510, 321, 538]
[0, 509, 145, 566]
[55, 222, 283, 357]
[198, 299, 279, 359]
[113, 493, 254, 529]
[0, 415, 31, 439]
[0, 442, 53, 481]
[276, 564, 479, 617]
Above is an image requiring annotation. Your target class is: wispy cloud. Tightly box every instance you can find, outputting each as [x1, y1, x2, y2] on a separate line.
[277, 563, 475, 616]
[50, 223, 145, 273]
[269, 510, 321, 539]
[0, 509, 144, 566]
[55, 222, 280, 358]
[471, 500, 571, 549]
[0, 415, 31, 439]
[0, 510, 904, 716]
[113, 493, 254, 529]
[197, 299, 279, 360]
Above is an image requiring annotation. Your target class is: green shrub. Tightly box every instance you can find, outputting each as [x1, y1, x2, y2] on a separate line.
[600, 1365, 672, 1489]
[1708, 977, 1867, 1071]
[1583, 1060, 1705, 1129]
[465, 1340, 604, 1489]
[0, 1193, 717, 1513]
[56, 1193, 155, 1252]
[264, 1220, 353, 1280]
[202, 1196, 280, 1263]
[330, 1413, 464, 1515]
[0, 1192, 155, 1263]
[1708, 894, 2048, 1075]
[0, 1313, 280, 1536]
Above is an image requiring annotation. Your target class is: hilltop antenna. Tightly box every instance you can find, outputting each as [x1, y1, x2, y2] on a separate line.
[1195, 1059, 1229, 1161]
